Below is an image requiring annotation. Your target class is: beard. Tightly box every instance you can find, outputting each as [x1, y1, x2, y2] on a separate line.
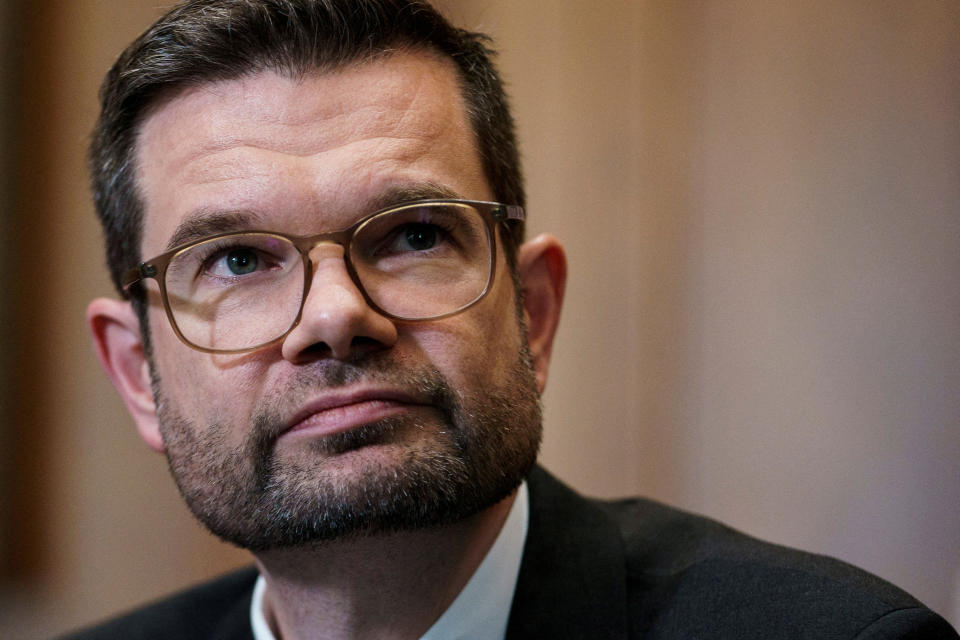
[151, 343, 542, 551]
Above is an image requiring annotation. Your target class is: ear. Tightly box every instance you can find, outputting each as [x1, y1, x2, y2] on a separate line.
[87, 297, 164, 453]
[517, 234, 567, 393]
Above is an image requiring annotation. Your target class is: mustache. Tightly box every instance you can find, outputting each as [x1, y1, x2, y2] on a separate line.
[246, 350, 460, 450]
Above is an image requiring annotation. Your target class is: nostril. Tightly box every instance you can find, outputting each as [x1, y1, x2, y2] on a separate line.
[350, 335, 386, 351]
[289, 335, 389, 364]
[296, 341, 333, 361]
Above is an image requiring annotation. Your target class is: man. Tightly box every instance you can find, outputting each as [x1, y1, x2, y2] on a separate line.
[72, 1, 956, 638]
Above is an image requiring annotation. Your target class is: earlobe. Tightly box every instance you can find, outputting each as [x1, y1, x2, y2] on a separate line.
[517, 234, 567, 393]
[86, 298, 164, 453]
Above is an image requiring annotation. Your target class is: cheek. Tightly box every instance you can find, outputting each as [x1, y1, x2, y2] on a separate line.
[148, 311, 269, 426]
[407, 277, 524, 388]
[150, 333, 206, 415]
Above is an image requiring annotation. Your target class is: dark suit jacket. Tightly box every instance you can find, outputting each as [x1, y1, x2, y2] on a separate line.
[64, 466, 958, 639]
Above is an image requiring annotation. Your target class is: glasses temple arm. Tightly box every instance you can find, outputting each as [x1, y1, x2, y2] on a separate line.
[120, 262, 158, 289]
[494, 204, 525, 221]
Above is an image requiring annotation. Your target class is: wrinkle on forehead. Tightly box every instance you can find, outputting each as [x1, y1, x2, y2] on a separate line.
[175, 133, 441, 189]
[139, 55, 461, 167]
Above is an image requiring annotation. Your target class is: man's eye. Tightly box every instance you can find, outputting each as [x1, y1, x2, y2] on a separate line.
[225, 248, 259, 275]
[380, 223, 448, 255]
[399, 224, 440, 252]
[203, 246, 268, 278]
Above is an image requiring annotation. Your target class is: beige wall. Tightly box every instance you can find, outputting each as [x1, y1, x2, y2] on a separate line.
[0, 4, 250, 638]
[442, 0, 960, 624]
[1, 2, 957, 636]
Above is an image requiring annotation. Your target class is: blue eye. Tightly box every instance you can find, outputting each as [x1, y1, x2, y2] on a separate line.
[199, 245, 273, 280]
[227, 248, 259, 275]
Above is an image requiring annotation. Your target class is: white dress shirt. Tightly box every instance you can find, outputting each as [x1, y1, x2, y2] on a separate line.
[251, 482, 529, 640]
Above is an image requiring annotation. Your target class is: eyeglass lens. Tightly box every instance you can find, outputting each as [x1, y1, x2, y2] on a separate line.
[162, 202, 493, 352]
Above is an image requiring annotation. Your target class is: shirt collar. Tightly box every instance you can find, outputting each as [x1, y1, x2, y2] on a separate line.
[251, 481, 529, 640]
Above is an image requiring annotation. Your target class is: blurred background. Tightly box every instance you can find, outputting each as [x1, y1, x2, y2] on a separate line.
[0, 1, 957, 637]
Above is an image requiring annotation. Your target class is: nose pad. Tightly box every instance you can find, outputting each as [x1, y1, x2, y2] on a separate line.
[280, 245, 398, 362]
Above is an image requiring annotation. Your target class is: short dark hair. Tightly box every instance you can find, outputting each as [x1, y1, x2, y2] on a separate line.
[90, 0, 525, 306]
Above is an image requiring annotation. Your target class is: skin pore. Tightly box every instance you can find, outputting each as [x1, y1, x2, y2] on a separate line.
[88, 50, 567, 640]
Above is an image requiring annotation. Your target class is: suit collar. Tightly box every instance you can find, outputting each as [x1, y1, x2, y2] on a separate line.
[506, 466, 628, 638]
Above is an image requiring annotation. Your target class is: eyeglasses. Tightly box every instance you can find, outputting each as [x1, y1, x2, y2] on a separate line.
[122, 199, 524, 354]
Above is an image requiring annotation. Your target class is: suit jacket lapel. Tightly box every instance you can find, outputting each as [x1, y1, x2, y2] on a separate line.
[506, 466, 628, 638]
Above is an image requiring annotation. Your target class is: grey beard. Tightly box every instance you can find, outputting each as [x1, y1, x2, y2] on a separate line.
[152, 347, 542, 551]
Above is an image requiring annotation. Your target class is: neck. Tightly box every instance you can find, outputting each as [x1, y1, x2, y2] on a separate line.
[254, 491, 516, 640]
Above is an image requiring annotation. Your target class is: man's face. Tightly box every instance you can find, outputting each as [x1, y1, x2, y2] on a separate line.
[133, 51, 541, 549]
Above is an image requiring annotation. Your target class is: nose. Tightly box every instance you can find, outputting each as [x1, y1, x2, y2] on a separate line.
[280, 245, 398, 363]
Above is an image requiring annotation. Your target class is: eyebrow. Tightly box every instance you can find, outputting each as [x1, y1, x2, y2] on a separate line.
[164, 209, 264, 251]
[163, 181, 464, 252]
[365, 182, 463, 212]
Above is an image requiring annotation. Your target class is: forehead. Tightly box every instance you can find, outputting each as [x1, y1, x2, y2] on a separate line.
[134, 50, 489, 256]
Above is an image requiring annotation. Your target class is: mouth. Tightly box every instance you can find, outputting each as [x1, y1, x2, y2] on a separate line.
[279, 387, 434, 443]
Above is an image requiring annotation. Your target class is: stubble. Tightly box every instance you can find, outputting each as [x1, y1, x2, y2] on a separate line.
[153, 345, 542, 551]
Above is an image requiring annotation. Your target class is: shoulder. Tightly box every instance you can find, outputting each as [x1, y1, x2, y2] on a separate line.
[523, 467, 958, 639]
[59, 567, 258, 640]
[598, 494, 957, 638]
